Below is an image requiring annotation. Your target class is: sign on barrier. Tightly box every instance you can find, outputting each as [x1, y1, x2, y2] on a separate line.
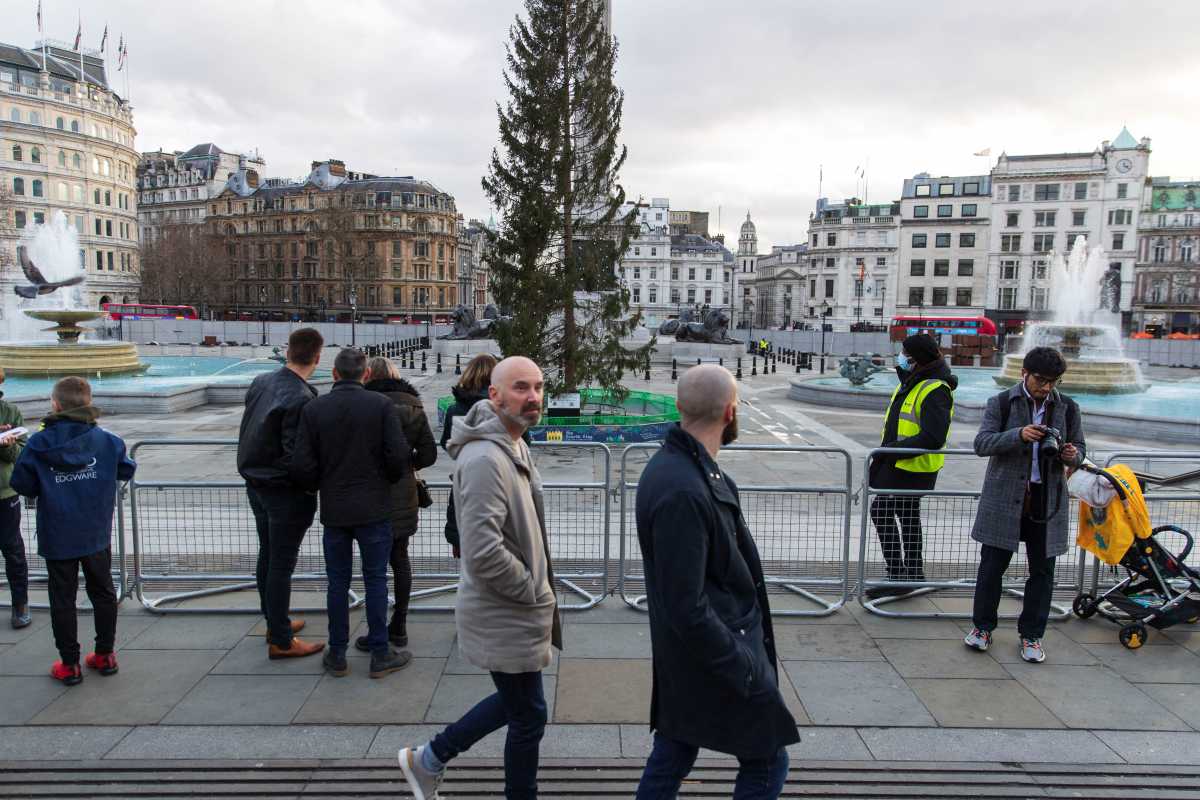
[617, 443, 854, 617]
[858, 447, 1087, 619]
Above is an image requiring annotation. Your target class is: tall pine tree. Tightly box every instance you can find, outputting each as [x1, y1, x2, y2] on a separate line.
[482, 0, 651, 397]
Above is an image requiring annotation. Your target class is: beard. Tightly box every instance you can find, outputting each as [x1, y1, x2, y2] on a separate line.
[720, 411, 738, 446]
[498, 402, 541, 430]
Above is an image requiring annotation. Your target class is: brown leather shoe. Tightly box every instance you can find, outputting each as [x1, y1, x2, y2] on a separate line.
[268, 637, 325, 659]
[290, 619, 306, 634]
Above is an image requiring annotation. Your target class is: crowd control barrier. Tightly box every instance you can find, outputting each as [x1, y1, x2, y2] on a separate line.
[617, 444, 854, 616]
[0, 488, 129, 610]
[129, 439, 612, 614]
[858, 447, 1086, 619]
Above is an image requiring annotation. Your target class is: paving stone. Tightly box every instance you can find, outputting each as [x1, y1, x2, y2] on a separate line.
[249, 610, 361, 639]
[1162, 627, 1200, 655]
[619, 724, 873, 761]
[425, 674, 558, 724]
[554, 658, 650, 724]
[0, 677, 67, 724]
[777, 663, 812, 726]
[1135, 683, 1200, 731]
[784, 661, 934, 727]
[371, 723, 623, 759]
[877, 638, 1010, 679]
[860, 727, 1123, 763]
[294, 657, 444, 724]
[211, 635, 329, 675]
[0, 609, 52, 644]
[907, 678, 1063, 728]
[1081, 642, 1200, 683]
[773, 624, 883, 661]
[0, 725, 131, 760]
[346, 619, 457, 658]
[1002, 663, 1190, 731]
[1093, 730, 1200, 765]
[162, 674, 319, 725]
[105, 724, 378, 760]
[0, 613, 156, 675]
[126, 615, 256, 650]
[929, 595, 1024, 616]
[558, 623, 652, 658]
[562, 598, 655, 624]
[444, 638, 559, 675]
[31, 649, 225, 726]
[1058, 618, 1175, 646]
[978, 627, 1100, 666]
[846, 600, 970, 640]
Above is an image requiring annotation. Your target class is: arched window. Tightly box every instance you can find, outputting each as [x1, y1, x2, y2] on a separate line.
[29, 111, 40, 125]
[30, 146, 40, 164]
[12, 177, 24, 195]
[73, 152, 81, 169]
[99, 295, 111, 308]
[70, 120, 79, 133]
[57, 150, 66, 167]
[32, 179, 43, 197]
[11, 145, 21, 161]
[8, 108, 18, 122]
[58, 182, 68, 200]
[56, 116, 64, 130]
[1182, 239, 1194, 263]
[13, 211, 26, 228]
[73, 185, 83, 202]
[101, 159, 110, 177]
[1154, 239, 1167, 263]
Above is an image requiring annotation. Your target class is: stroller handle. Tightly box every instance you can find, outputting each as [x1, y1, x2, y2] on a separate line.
[1153, 525, 1194, 565]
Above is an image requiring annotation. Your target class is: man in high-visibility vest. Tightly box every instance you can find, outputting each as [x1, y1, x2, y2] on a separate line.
[866, 333, 957, 599]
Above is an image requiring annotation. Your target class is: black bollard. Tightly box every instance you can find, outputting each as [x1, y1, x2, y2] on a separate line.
[771, 355, 777, 374]
[455, 354, 462, 375]
[437, 352, 443, 374]
[671, 358, 677, 381]
[736, 357, 743, 380]
[751, 356, 757, 376]
[644, 362, 651, 381]
[796, 355, 802, 374]
[719, 357, 723, 367]
[421, 351, 427, 373]
[697, 358, 701, 366]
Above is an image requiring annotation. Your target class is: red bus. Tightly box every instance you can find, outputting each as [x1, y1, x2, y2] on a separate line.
[890, 315, 997, 338]
[103, 303, 199, 321]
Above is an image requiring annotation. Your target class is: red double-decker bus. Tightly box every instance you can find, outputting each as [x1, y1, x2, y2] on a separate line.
[103, 303, 199, 321]
[889, 315, 997, 338]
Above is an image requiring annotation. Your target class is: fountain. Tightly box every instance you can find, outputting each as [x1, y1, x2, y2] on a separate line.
[0, 212, 146, 376]
[994, 238, 1146, 394]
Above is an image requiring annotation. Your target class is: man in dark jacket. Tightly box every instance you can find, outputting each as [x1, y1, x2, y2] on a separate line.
[866, 333, 957, 598]
[635, 365, 798, 799]
[291, 348, 412, 679]
[0, 368, 31, 629]
[237, 327, 325, 660]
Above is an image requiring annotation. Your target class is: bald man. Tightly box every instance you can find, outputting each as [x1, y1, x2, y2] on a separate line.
[400, 355, 562, 800]
[634, 365, 798, 799]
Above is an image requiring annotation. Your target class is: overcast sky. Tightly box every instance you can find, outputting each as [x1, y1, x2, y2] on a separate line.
[17, 1, 1200, 250]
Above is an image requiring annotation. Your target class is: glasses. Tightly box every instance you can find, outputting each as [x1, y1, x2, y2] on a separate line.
[1027, 373, 1061, 387]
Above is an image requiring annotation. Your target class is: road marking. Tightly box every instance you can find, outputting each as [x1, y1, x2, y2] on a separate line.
[772, 406, 870, 456]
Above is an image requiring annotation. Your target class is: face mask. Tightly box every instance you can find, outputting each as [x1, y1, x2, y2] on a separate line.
[896, 353, 911, 372]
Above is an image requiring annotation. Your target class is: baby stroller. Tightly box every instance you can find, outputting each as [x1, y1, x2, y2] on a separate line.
[1071, 462, 1200, 649]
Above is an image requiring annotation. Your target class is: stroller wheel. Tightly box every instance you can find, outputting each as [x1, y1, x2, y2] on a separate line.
[1119, 623, 1148, 650]
[1072, 594, 1097, 619]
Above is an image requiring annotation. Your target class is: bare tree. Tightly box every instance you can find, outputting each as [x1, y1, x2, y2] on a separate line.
[0, 185, 15, 274]
[138, 224, 226, 314]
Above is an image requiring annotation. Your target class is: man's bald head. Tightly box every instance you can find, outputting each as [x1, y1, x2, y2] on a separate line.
[676, 365, 737, 425]
[492, 355, 541, 388]
[490, 356, 545, 436]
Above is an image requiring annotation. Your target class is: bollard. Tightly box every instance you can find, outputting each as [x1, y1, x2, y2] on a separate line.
[771, 354, 777, 374]
[671, 358, 677, 381]
[437, 352, 443, 374]
[409, 350, 416, 370]
[719, 357, 723, 367]
[421, 351, 427, 372]
[697, 358, 701, 366]
[751, 356, 757, 376]
[644, 362, 651, 381]
[736, 357, 743, 380]
[455, 354, 462, 375]
[796, 356, 802, 374]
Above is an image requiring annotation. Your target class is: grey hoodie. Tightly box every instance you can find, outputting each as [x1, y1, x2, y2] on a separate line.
[448, 400, 562, 673]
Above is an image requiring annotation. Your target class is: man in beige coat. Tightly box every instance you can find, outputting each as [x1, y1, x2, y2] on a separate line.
[400, 356, 561, 800]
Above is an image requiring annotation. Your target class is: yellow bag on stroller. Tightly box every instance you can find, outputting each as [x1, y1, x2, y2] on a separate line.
[1076, 464, 1151, 566]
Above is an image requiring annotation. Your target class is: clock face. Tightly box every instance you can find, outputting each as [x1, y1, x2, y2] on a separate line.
[1116, 158, 1133, 173]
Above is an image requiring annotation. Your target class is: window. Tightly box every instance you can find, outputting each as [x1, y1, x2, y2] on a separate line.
[999, 287, 1017, 310]
[1074, 182, 1088, 200]
[648, 287, 657, 303]
[956, 288, 973, 306]
[57, 181, 67, 200]
[826, 233, 836, 245]
[671, 267, 678, 280]
[1153, 241, 1166, 263]
[71, 120, 79, 133]
[915, 184, 931, 197]
[29, 179, 42, 198]
[932, 288, 949, 306]
[913, 205, 929, 218]
[1108, 209, 1132, 225]
[963, 182, 979, 195]
[1072, 210, 1086, 227]
[935, 233, 951, 247]
[687, 288, 696, 304]
[1001, 234, 1021, 253]
[57, 150, 66, 168]
[1034, 260, 1048, 280]
[825, 279, 834, 298]
[704, 289, 713, 304]
[938, 183, 955, 196]
[908, 287, 925, 306]
[705, 268, 713, 281]
[14, 211, 25, 228]
[1006, 211, 1019, 228]
[937, 204, 952, 218]
[633, 267, 640, 279]
[1182, 240, 1194, 263]
[1034, 183, 1060, 201]
[825, 257, 834, 269]
[910, 259, 926, 276]
[1001, 260, 1019, 280]
[1116, 183, 1128, 199]
[1112, 232, 1125, 250]
[1034, 211, 1057, 227]
[957, 259, 974, 276]
[688, 268, 696, 280]
[1032, 287, 1048, 311]
[1033, 233, 1054, 252]
[1008, 185, 1021, 201]
[960, 203, 977, 218]
[632, 286, 641, 303]
[30, 146, 40, 164]
[911, 233, 927, 248]
[934, 260, 950, 276]
[12, 177, 23, 195]
[959, 233, 976, 247]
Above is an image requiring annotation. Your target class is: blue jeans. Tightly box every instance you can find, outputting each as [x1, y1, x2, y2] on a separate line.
[323, 522, 392, 656]
[636, 733, 789, 800]
[430, 670, 547, 800]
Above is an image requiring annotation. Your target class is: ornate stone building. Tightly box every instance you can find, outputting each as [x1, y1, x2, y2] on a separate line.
[207, 159, 459, 322]
[1134, 179, 1200, 335]
[805, 197, 900, 324]
[0, 40, 140, 309]
[137, 144, 264, 242]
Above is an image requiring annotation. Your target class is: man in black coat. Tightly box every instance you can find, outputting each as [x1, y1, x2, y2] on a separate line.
[635, 364, 798, 799]
[290, 348, 412, 679]
[237, 327, 325, 660]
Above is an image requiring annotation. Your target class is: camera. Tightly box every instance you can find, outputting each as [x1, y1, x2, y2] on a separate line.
[1036, 425, 1064, 461]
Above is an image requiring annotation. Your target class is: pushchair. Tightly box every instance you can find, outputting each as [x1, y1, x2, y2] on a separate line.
[1071, 462, 1200, 649]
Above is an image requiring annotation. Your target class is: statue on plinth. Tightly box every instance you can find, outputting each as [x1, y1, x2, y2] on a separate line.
[438, 303, 508, 340]
[838, 353, 887, 386]
[671, 307, 739, 344]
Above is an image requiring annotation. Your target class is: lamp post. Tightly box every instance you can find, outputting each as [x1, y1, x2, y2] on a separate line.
[258, 287, 268, 346]
[819, 301, 830, 374]
[319, 297, 327, 324]
[348, 285, 358, 348]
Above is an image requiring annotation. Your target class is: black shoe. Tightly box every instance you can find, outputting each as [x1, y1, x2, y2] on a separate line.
[354, 632, 408, 652]
[11, 604, 31, 629]
[323, 649, 349, 677]
[369, 647, 413, 679]
[865, 584, 914, 600]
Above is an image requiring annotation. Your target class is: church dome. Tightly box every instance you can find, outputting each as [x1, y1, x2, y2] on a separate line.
[740, 212, 756, 238]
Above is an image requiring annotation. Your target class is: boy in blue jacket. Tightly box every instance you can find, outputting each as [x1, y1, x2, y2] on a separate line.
[10, 377, 136, 686]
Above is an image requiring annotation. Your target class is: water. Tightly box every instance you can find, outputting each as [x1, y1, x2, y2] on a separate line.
[2, 211, 87, 341]
[0, 356, 330, 399]
[1051, 236, 1121, 329]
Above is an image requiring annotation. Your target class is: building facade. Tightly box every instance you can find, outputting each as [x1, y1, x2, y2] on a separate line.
[207, 159, 460, 322]
[1133, 179, 1200, 335]
[0, 41, 140, 309]
[895, 173, 991, 317]
[805, 197, 899, 324]
[749, 243, 809, 329]
[455, 215, 492, 314]
[734, 212, 758, 329]
[137, 144, 264, 242]
[986, 129, 1150, 334]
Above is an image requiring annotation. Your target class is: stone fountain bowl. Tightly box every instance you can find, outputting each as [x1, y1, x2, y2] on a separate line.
[24, 310, 106, 325]
[0, 308, 147, 376]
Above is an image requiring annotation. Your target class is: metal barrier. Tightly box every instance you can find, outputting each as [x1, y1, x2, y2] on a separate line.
[0, 488, 130, 610]
[129, 439, 612, 614]
[858, 447, 1085, 619]
[617, 444, 854, 616]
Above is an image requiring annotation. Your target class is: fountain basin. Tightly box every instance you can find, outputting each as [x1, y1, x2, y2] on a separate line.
[0, 340, 147, 377]
[992, 324, 1147, 394]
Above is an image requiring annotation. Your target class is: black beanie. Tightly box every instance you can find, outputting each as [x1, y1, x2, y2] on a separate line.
[902, 333, 941, 366]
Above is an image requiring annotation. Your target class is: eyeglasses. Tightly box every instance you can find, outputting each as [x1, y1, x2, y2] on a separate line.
[1027, 373, 1061, 387]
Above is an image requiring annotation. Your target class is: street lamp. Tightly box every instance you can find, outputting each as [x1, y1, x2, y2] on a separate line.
[319, 297, 327, 324]
[819, 301, 831, 374]
[258, 287, 268, 346]
[348, 284, 358, 347]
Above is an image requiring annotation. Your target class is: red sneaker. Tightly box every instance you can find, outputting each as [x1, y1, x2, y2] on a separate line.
[84, 652, 119, 676]
[50, 660, 82, 686]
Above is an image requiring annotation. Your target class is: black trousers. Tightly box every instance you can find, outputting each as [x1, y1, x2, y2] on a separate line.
[46, 548, 117, 665]
[247, 487, 317, 647]
[389, 531, 412, 636]
[870, 495, 924, 580]
[0, 496, 27, 606]
[972, 484, 1057, 639]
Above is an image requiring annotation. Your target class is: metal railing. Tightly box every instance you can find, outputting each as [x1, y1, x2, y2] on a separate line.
[617, 444, 854, 616]
[858, 447, 1086, 619]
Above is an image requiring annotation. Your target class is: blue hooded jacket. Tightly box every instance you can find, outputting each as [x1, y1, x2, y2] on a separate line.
[9, 406, 136, 560]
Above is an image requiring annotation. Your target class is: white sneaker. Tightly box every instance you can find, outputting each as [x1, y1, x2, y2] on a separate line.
[1020, 637, 1046, 663]
[963, 628, 992, 652]
[399, 745, 444, 800]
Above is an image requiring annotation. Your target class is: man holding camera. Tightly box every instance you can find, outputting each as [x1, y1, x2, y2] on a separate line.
[964, 346, 1084, 663]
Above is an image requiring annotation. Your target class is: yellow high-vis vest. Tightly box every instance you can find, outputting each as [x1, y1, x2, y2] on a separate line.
[883, 379, 953, 473]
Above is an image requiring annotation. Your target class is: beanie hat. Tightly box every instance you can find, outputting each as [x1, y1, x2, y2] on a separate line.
[902, 333, 941, 366]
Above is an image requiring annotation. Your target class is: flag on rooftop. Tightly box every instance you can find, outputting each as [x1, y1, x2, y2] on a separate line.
[101, 24, 108, 53]
[73, 17, 81, 51]
[36, 1, 42, 32]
